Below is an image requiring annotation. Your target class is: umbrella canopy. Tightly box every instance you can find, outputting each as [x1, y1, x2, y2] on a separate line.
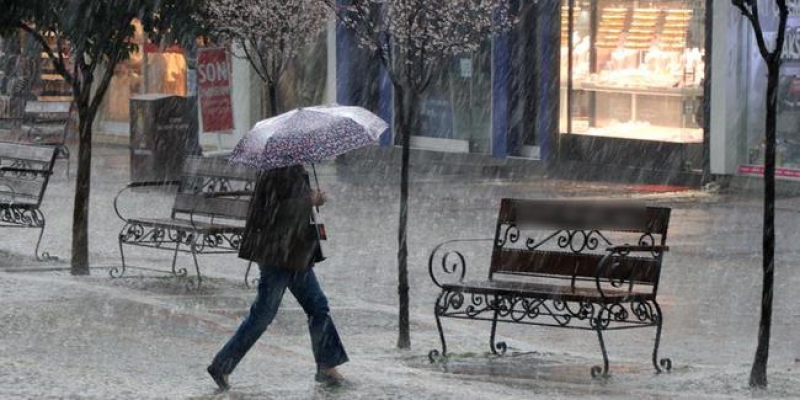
[228, 105, 389, 170]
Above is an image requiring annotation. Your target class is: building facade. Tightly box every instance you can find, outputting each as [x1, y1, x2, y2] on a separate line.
[18, 1, 790, 186]
[336, 0, 710, 183]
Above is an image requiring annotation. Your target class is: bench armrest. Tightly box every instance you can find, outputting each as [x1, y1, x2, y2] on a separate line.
[595, 245, 667, 301]
[113, 180, 182, 222]
[428, 239, 493, 289]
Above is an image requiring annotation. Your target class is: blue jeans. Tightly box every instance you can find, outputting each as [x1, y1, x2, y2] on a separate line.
[211, 264, 349, 374]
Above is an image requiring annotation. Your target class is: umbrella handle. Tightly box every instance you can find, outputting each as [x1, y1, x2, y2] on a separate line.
[311, 163, 321, 191]
[309, 163, 326, 241]
[311, 163, 321, 214]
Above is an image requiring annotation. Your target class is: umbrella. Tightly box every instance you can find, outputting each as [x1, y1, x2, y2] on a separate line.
[228, 105, 389, 171]
[228, 105, 389, 246]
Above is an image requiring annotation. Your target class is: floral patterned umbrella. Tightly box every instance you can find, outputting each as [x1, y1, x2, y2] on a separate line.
[228, 105, 389, 171]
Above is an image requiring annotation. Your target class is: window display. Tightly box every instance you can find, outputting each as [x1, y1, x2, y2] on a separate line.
[738, 5, 800, 179]
[38, 33, 72, 102]
[560, 0, 705, 143]
[97, 21, 187, 131]
[100, 29, 143, 123]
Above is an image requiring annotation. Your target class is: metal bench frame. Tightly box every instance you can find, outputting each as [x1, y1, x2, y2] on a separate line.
[0, 142, 58, 260]
[112, 156, 256, 289]
[427, 198, 672, 378]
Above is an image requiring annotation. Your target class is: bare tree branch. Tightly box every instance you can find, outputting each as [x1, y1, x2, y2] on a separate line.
[17, 22, 75, 86]
[202, 0, 327, 88]
[734, 0, 773, 61]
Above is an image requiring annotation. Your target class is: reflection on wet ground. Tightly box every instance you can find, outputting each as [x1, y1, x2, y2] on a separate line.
[1, 146, 800, 397]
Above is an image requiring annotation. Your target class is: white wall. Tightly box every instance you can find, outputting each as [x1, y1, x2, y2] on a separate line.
[710, 2, 748, 175]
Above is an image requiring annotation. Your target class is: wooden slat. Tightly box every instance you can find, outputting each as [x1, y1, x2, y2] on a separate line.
[24, 100, 71, 115]
[498, 198, 670, 234]
[0, 176, 45, 199]
[490, 249, 660, 284]
[0, 143, 58, 163]
[173, 193, 251, 220]
[182, 156, 257, 180]
[0, 191, 39, 203]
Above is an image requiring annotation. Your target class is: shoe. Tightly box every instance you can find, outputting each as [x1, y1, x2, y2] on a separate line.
[315, 367, 345, 386]
[207, 365, 230, 391]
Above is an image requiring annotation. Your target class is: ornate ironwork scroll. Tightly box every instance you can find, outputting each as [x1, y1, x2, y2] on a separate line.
[0, 207, 44, 228]
[495, 224, 616, 255]
[428, 239, 492, 288]
[429, 287, 670, 377]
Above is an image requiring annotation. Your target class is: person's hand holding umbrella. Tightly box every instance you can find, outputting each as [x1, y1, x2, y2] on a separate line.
[311, 190, 327, 207]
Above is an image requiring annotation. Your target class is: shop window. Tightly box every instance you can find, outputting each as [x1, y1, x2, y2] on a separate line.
[741, 8, 800, 176]
[278, 30, 329, 112]
[560, 0, 706, 144]
[508, 0, 540, 155]
[411, 35, 492, 153]
[144, 46, 186, 97]
[98, 20, 190, 130]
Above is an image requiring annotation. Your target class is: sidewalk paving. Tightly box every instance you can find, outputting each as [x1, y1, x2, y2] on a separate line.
[2, 144, 800, 398]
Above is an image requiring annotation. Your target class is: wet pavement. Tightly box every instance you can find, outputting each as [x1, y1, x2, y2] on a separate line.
[1, 145, 800, 398]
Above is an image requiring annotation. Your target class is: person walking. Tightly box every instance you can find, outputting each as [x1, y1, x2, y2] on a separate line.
[207, 165, 348, 391]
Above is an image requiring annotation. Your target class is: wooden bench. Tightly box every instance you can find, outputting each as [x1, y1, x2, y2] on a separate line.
[0, 142, 58, 260]
[112, 156, 257, 289]
[427, 198, 672, 377]
[20, 101, 73, 176]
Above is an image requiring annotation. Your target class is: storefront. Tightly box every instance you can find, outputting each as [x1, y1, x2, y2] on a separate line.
[557, 0, 708, 178]
[719, 0, 800, 181]
[336, 0, 710, 181]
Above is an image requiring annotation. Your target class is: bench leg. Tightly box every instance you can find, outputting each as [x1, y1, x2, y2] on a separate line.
[591, 326, 610, 378]
[429, 291, 449, 363]
[33, 210, 56, 261]
[111, 231, 128, 278]
[187, 237, 202, 290]
[170, 240, 187, 278]
[489, 308, 507, 356]
[652, 301, 672, 373]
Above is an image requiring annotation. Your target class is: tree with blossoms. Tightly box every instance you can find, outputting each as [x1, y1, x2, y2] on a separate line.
[0, 0, 202, 276]
[202, 0, 329, 117]
[329, 0, 512, 349]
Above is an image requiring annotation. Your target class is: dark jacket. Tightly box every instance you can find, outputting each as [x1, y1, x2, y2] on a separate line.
[238, 166, 318, 271]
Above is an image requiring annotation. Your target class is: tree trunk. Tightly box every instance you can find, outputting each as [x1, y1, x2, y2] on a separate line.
[70, 104, 95, 275]
[750, 61, 780, 389]
[268, 81, 279, 117]
[395, 84, 417, 349]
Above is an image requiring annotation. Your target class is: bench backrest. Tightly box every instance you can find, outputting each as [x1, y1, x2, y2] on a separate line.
[24, 101, 73, 123]
[172, 156, 257, 224]
[24, 101, 74, 143]
[491, 198, 671, 293]
[0, 142, 58, 207]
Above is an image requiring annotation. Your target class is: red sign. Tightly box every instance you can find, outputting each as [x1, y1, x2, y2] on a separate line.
[198, 48, 234, 133]
[739, 164, 800, 180]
